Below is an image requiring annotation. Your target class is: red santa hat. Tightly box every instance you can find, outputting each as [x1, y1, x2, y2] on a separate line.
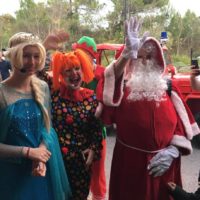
[138, 37, 166, 73]
[114, 37, 165, 72]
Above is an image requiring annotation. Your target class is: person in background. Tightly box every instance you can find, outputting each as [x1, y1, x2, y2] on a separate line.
[73, 36, 107, 200]
[190, 64, 200, 90]
[168, 171, 200, 200]
[166, 62, 200, 200]
[0, 49, 11, 81]
[38, 48, 103, 200]
[0, 32, 71, 200]
[97, 16, 199, 200]
[44, 51, 52, 71]
[42, 30, 69, 71]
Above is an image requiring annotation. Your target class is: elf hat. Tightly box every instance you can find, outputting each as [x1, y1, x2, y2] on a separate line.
[73, 36, 97, 58]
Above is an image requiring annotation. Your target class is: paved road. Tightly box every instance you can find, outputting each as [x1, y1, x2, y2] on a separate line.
[105, 134, 200, 197]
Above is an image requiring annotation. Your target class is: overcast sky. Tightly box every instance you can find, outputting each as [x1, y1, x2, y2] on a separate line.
[0, 0, 113, 16]
[0, 0, 199, 17]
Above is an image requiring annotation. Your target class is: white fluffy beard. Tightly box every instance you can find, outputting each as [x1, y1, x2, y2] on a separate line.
[126, 59, 168, 103]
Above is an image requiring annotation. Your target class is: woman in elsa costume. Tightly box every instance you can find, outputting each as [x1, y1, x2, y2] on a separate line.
[0, 32, 71, 200]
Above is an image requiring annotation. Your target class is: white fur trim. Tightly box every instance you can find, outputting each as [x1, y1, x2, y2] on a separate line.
[103, 60, 124, 106]
[95, 102, 103, 118]
[171, 91, 194, 140]
[170, 135, 192, 154]
[191, 123, 200, 136]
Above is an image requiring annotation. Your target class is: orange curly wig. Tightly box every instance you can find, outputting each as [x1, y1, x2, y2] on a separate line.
[51, 49, 94, 90]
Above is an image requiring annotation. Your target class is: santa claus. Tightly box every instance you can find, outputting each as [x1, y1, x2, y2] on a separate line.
[97, 16, 200, 200]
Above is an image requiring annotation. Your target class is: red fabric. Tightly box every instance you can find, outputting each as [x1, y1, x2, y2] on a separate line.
[90, 139, 107, 198]
[94, 65, 105, 81]
[109, 143, 181, 200]
[115, 45, 125, 59]
[96, 75, 104, 102]
[98, 77, 189, 200]
[87, 64, 107, 199]
[171, 80, 196, 125]
[96, 73, 124, 105]
[107, 91, 183, 200]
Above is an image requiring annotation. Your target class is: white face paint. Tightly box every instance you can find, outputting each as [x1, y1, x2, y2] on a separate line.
[62, 66, 83, 90]
[126, 59, 168, 103]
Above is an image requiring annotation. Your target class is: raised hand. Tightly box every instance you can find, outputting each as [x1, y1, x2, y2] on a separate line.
[82, 148, 94, 169]
[43, 30, 69, 51]
[190, 67, 200, 90]
[122, 16, 149, 59]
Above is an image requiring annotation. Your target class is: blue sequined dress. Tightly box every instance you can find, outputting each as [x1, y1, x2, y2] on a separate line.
[0, 82, 71, 200]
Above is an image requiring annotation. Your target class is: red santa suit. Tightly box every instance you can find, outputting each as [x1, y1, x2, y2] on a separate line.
[97, 38, 199, 200]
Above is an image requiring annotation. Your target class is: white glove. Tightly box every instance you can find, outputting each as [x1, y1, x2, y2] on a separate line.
[147, 145, 179, 177]
[121, 16, 149, 59]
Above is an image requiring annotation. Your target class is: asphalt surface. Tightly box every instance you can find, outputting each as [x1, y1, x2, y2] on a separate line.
[105, 134, 200, 198]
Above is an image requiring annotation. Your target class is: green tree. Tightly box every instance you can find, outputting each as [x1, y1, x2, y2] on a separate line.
[106, 0, 169, 43]
[0, 14, 16, 48]
[167, 11, 183, 55]
[167, 9, 200, 59]
[14, 0, 51, 39]
[181, 11, 200, 57]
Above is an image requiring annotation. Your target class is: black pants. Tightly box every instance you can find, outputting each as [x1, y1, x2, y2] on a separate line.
[170, 186, 200, 200]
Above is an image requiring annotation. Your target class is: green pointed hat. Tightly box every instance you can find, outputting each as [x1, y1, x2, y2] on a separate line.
[74, 36, 97, 58]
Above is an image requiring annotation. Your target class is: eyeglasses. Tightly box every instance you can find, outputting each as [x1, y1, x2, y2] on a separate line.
[141, 42, 156, 53]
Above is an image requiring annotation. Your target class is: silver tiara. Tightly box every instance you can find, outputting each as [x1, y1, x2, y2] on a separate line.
[9, 32, 41, 48]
